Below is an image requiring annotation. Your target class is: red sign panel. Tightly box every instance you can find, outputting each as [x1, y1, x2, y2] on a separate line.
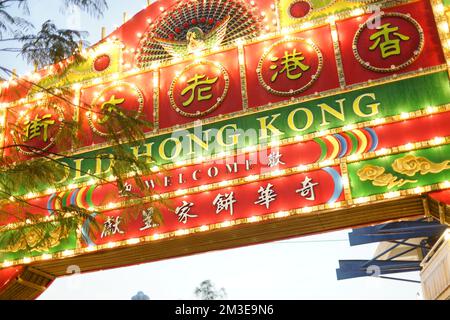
[168, 60, 229, 118]
[336, 0, 445, 85]
[244, 25, 340, 108]
[90, 166, 344, 245]
[3, 96, 74, 160]
[159, 48, 243, 129]
[79, 72, 154, 146]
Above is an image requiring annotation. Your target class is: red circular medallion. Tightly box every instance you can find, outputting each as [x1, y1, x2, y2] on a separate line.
[12, 102, 65, 156]
[93, 54, 111, 72]
[169, 61, 229, 118]
[353, 13, 424, 72]
[289, 1, 312, 19]
[88, 83, 144, 137]
[257, 38, 323, 96]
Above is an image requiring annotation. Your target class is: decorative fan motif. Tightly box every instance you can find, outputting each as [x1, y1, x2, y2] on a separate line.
[136, 0, 262, 68]
[154, 15, 231, 57]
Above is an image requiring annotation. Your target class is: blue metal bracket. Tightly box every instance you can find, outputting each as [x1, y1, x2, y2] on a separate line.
[336, 219, 448, 282]
[348, 220, 447, 246]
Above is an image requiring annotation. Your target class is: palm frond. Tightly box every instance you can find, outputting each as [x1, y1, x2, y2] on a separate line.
[20, 20, 88, 68]
[62, 0, 108, 18]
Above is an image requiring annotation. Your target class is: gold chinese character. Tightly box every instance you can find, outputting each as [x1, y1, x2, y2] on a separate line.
[369, 23, 410, 59]
[98, 95, 125, 124]
[270, 49, 310, 82]
[180, 74, 218, 107]
[23, 114, 55, 143]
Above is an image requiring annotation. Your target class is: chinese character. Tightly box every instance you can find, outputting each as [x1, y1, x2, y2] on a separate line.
[101, 216, 124, 238]
[267, 151, 286, 168]
[254, 183, 277, 209]
[22, 114, 55, 143]
[369, 23, 410, 59]
[119, 182, 132, 197]
[140, 208, 159, 231]
[296, 176, 319, 201]
[98, 95, 125, 124]
[213, 192, 237, 216]
[175, 201, 197, 224]
[270, 49, 310, 82]
[181, 74, 218, 107]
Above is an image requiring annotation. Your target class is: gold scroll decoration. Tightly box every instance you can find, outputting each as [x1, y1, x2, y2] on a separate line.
[392, 155, 450, 177]
[357, 155, 450, 189]
[357, 164, 417, 189]
[0, 224, 69, 254]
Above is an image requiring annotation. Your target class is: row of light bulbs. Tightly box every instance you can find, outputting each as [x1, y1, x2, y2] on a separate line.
[1, 0, 435, 92]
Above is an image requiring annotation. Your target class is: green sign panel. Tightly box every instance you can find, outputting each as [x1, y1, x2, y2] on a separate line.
[348, 144, 450, 198]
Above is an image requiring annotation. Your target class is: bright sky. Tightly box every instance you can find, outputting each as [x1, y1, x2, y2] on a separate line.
[2, 0, 422, 300]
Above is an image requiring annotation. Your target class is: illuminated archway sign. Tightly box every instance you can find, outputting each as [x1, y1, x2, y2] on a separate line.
[0, 0, 449, 299]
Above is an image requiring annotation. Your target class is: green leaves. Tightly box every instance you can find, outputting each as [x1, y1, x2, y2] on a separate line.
[0, 0, 155, 256]
[194, 280, 227, 300]
[0, 158, 66, 198]
[0, 86, 160, 252]
[1, 0, 108, 69]
[20, 21, 88, 68]
[62, 0, 108, 18]
[0, 1, 32, 40]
